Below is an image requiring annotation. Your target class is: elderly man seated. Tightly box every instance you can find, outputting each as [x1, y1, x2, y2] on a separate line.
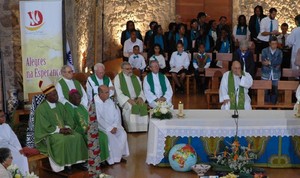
[55, 65, 88, 108]
[86, 63, 114, 102]
[35, 77, 88, 172]
[219, 60, 253, 110]
[143, 60, 173, 108]
[114, 62, 148, 132]
[94, 85, 129, 165]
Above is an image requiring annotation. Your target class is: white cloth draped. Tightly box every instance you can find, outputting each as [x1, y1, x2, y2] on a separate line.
[286, 27, 300, 70]
[94, 96, 129, 165]
[55, 77, 88, 108]
[219, 71, 253, 110]
[143, 73, 173, 108]
[0, 124, 29, 175]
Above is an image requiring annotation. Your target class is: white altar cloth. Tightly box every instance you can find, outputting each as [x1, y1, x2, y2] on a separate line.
[146, 110, 300, 165]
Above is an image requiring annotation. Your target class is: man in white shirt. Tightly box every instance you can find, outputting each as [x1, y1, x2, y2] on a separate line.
[219, 61, 253, 110]
[94, 85, 129, 165]
[123, 30, 143, 61]
[143, 60, 173, 108]
[55, 65, 88, 108]
[114, 62, 148, 132]
[277, 23, 292, 69]
[257, 8, 281, 53]
[287, 15, 300, 70]
[86, 63, 114, 102]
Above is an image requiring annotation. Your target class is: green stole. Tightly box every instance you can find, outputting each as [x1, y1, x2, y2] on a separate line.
[59, 78, 83, 100]
[119, 72, 147, 116]
[228, 71, 245, 110]
[90, 74, 110, 96]
[147, 72, 167, 96]
[91, 74, 110, 86]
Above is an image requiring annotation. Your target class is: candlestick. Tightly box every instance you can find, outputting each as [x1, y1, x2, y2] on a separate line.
[178, 101, 184, 117]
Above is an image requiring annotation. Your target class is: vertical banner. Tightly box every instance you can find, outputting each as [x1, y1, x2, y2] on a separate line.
[20, 0, 63, 100]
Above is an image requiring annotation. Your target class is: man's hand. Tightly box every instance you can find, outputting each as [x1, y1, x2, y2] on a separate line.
[158, 97, 166, 102]
[136, 97, 144, 104]
[110, 127, 117, 134]
[223, 99, 230, 104]
[128, 99, 136, 105]
[60, 128, 72, 135]
[262, 60, 270, 66]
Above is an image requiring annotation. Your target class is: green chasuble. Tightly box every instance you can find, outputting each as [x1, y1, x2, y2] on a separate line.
[59, 79, 83, 100]
[147, 72, 167, 96]
[119, 72, 148, 116]
[34, 101, 88, 166]
[64, 103, 109, 161]
[228, 71, 245, 110]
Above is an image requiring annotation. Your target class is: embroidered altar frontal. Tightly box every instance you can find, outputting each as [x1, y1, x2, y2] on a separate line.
[158, 136, 300, 168]
[146, 110, 300, 168]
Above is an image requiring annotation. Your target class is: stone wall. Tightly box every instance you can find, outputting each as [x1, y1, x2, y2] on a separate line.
[0, 0, 22, 110]
[102, 0, 176, 61]
[232, 0, 300, 31]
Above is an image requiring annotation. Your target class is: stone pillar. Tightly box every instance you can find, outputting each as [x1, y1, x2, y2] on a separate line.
[0, 0, 22, 110]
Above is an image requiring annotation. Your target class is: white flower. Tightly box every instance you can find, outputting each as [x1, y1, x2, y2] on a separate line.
[25, 172, 39, 178]
[160, 107, 168, 114]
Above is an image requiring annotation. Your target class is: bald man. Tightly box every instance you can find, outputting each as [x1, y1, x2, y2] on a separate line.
[219, 60, 253, 110]
[94, 85, 129, 165]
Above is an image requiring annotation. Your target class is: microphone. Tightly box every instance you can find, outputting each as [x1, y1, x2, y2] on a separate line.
[232, 88, 239, 119]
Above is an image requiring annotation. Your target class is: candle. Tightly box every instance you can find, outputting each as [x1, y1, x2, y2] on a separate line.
[178, 101, 184, 117]
[85, 67, 88, 73]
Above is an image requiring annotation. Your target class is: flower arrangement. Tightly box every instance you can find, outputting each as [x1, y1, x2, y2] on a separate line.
[151, 101, 172, 120]
[211, 140, 257, 176]
[7, 164, 39, 178]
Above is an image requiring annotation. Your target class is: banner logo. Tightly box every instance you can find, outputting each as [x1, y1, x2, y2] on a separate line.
[25, 10, 44, 31]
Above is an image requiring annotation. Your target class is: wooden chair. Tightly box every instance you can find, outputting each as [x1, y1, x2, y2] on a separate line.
[216, 53, 232, 70]
[73, 73, 89, 90]
[28, 92, 43, 104]
[204, 68, 227, 109]
[251, 80, 272, 109]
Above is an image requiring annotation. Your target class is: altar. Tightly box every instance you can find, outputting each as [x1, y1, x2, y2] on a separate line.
[146, 110, 300, 168]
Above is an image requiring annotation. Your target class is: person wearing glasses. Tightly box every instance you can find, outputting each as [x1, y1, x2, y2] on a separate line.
[113, 62, 148, 132]
[0, 148, 13, 178]
[55, 65, 88, 109]
[0, 111, 29, 175]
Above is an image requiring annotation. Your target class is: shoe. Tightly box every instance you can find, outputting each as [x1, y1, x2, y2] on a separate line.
[73, 163, 88, 171]
[64, 166, 72, 174]
[100, 161, 109, 167]
[120, 158, 127, 163]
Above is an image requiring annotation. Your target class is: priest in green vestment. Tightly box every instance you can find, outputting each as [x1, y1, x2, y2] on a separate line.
[143, 60, 173, 108]
[55, 65, 88, 109]
[219, 60, 253, 110]
[64, 89, 109, 162]
[114, 62, 148, 132]
[34, 77, 88, 172]
[86, 63, 114, 102]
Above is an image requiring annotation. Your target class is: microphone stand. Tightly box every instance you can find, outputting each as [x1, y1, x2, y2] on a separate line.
[232, 88, 239, 138]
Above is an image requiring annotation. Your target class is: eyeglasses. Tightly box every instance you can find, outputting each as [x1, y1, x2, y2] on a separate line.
[65, 70, 73, 74]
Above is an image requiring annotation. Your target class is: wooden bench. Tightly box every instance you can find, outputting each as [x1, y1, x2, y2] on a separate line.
[252, 80, 298, 109]
[282, 68, 300, 78]
[251, 80, 272, 109]
[204, 68, 227, 109]
[216, 53, 232, 70]
[28, 154, 48, 176]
